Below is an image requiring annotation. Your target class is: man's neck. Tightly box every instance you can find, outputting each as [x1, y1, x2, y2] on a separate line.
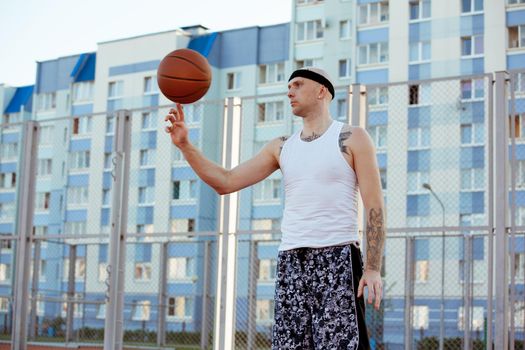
[301, 110, 333, 140]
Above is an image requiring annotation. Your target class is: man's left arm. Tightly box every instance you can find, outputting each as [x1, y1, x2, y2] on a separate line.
[348, 127, 386, 310]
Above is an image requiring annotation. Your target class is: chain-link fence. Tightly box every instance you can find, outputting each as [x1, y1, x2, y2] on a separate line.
[1, 71, 523, 349]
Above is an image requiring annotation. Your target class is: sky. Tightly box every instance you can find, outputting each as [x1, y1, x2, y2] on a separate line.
[0, 0, 292, 87]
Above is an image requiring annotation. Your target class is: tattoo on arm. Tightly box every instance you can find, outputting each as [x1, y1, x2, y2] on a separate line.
[365, 208, 385, 272]
[339, 126, 352, 155]
[279, 136, 289, 155]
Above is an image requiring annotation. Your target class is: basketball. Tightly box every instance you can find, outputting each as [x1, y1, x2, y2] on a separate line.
[157, 48, 212, 104]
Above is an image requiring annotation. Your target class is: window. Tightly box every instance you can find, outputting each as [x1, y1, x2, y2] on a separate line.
[172, 180, 197, 201]
[64, 221, 86, 235]
[509, 0, 525, 4]
[72, 82, 94, 103]
[108, 81, 123, 99]
[253, 179, 281, 202]
[339, 20, 351, 39]
[514, 301, 525, 328]
[415, 260, 429, 282]
[358, 2, 389, 25]
[69, 151, 90, 170]
[509, 25, 525, 49]
[184, 104, 203, 124]
[39, 126, 53, 146]
[35, 192, 51, 211]
[139, 149, 156, 167]
[297, 0, 324, 4]
[251, 218, 281, 240]
[369, 125, 387, 149]
[0, 263, 11, 282]
[259, 63, 285, 84]
[168, 257, 194, 280]
[259, 259, 277, 281]
[134, 262, 152, 281]
[408, 127, 430, 149]
[358, 43, 389, 65]
[171, 218, 195, 233]
[296, 20, 324, 42]
[462, 0, 483, 13]
[518, 160, 525, 188]
[0, 203, 15, 222]
[167, 297, 193, 319]
[141, 112, 157, 130]
[138, 186, 154, 205]
[461, 168, 484, 191]
[380, 169, 387, 190]
[412, 305, 429, 329]
[0, 143, 17, 160]
[143, 76, 158, 94]
[98, 262, 108, 282]
[337, 99, 348, 120]
[256, 299, 275, 322]
[408, 172, 429, 193]
[106, 116, 115, 134]
[61, 293, 83, 318]
[510, 114, 525, 139]
[37, 93, 56, 111]
[258, 101, 284, 123]
[72, 116, 92, 136]
[409, 84, 430, 105]
[296, 59, 320, 69]
[104, 153, 112, 170]
[458, 306, 485, 331]
[461, 79, 484, 100]
[1, 176, 14, 199]
[0, 237, 12, 251]
[460, 123, 484, 145]
[368, 87, 388, 107]
[0, 297, 8, 312]
[96, 304, 106, 319]
[461, 35, 484, 57]
[37, 159, 52, 176]
[132, 301, 151, 321]
[63, 257, 86, 281]
[102, 188, 111, 206]
[226, 72, 241, 90]
[339, 59, 351, 78]
[409, 41, 431, 63]
[513, 72, 525, 94]
[409, 0, 431, 21]
[513, 252, 525, 281]
[2, 113, 19, 124]
[67, 187, 89, 206]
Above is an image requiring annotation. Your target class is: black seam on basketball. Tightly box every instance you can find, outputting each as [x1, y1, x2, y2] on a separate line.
[159, 74, 209, 82]
[168, 55, 209, 74]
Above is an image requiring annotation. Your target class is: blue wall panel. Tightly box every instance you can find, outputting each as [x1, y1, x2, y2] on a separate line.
[252, 205, 282, 218]
[68, 174, 89, 187]
[72, 104, 93, 116]
[172, 167, 196, 180]
[136, 206, 154, 225]
[65, 209, 87, 222]
[408, 107, 431, 128]
[36, 55, 80, 93]
[508, 53, 525, 70]
[409, 22, 431, 42]
[357, 28, 389, 45]
[109, 60, 160, 76]
[357, 69, 388, 84]
[507, 9, 525, 26]
[219, 27, 258, 68]
[258, 24, 290, 64]
[69, 139, 91, 152]
[368, 111, 388, 126]
[171, 205, 197, 218]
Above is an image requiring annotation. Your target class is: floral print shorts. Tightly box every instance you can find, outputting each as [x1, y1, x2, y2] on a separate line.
[272, 243, 370, 350]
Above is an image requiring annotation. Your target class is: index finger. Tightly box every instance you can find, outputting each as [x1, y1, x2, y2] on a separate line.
[176, 103, 185, 122]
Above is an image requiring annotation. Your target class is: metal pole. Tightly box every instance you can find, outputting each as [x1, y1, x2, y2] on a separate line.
[404, 237, 414, 350]
[493, 71, 509, 350]
[247, 240, 258, 350]
[29, 239, 41, 340]
[66, 245, 77, 342]
[200, 241, 211, 350]
[157, 242, 168, 346]
[11, 121, 39, 350]
[103, 110, 132, 350]
[464, 236, 472, 350]
[486, 74, 495, 350]
[422, 183, 445, 350]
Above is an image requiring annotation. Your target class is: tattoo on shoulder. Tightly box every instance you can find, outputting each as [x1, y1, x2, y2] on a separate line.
[365, 208, 385, 272]
[339, 125, 353, 155]
[301, 132, 321, 142]
[279, 136, 289, 155]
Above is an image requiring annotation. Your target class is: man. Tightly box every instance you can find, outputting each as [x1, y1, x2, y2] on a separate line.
[165, 67, 385, 349]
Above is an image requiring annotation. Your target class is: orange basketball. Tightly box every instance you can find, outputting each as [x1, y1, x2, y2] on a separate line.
[157, 48, 212, 104]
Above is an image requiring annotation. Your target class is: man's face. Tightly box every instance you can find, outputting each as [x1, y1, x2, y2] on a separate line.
[287, 77, 321, 117]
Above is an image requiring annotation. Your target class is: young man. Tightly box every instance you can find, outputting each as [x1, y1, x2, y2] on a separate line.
[165, 68, 385, 349]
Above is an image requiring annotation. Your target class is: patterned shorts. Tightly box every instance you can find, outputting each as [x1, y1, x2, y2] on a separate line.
[272, 243, 370, 350]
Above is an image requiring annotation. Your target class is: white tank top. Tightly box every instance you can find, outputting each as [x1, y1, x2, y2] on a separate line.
[279, 120, 359, 251]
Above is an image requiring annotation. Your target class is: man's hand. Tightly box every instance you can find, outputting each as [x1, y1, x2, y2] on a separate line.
[357, 269, 383, 310]
[165, 103, 189, 147]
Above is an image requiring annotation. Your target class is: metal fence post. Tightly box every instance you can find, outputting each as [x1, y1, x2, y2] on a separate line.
[494, 71, 509, 350]
[463, 235, 472, 350]
[157, 242, 168, 346]
[247, 240, 259, 350]
[29, 239, 41, 340]
[201, 240, 211, 350]
[214, 98, 242, 350]
[11, 121, 39, 350]
[404, 237, 415, 350]
[486, 74, 495, 350]
[103, 110, 132, 350]
[66, 244, 77, 342]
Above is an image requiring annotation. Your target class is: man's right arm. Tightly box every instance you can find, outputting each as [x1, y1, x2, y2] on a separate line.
[166, 103, 282, 195]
